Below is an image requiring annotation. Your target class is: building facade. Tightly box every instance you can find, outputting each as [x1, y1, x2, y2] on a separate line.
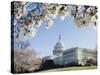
[43, 35, 97, 66]
[53, 35, 64, 65]
[63, 48, 97, 66]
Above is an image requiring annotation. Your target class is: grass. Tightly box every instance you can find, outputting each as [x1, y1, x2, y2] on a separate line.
[41, 66, 97, 72]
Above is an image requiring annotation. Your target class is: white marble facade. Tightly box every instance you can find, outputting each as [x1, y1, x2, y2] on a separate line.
[53, 35, 64, 65]
[63, 48, 96, 65]
[43, 35, 97, 66]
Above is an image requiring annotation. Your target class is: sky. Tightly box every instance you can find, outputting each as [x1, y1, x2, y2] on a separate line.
[28, 16, 97, 57]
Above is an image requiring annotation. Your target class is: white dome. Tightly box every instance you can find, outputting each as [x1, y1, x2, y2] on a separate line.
[54, 41, 64, 50]
[53, 35, 64, 56]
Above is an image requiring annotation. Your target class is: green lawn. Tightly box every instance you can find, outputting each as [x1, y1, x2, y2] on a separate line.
[41, 66, 97, 72]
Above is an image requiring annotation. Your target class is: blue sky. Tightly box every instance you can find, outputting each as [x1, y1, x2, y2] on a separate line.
[28, 16, 97, 57]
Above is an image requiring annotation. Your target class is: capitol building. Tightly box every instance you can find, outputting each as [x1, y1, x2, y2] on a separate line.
[43, 35, 97, 66]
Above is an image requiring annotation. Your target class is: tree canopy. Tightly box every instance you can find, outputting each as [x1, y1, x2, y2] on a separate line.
[11, 1, 97, 40]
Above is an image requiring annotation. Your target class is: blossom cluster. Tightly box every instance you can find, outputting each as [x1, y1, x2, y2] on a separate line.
[11, 1, 97, 39]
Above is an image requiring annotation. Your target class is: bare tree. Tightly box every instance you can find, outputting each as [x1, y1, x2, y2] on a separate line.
[14, 40, 30, 49]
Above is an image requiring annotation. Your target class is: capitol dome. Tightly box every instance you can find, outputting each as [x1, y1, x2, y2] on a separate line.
[53, 35, 64, 56]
